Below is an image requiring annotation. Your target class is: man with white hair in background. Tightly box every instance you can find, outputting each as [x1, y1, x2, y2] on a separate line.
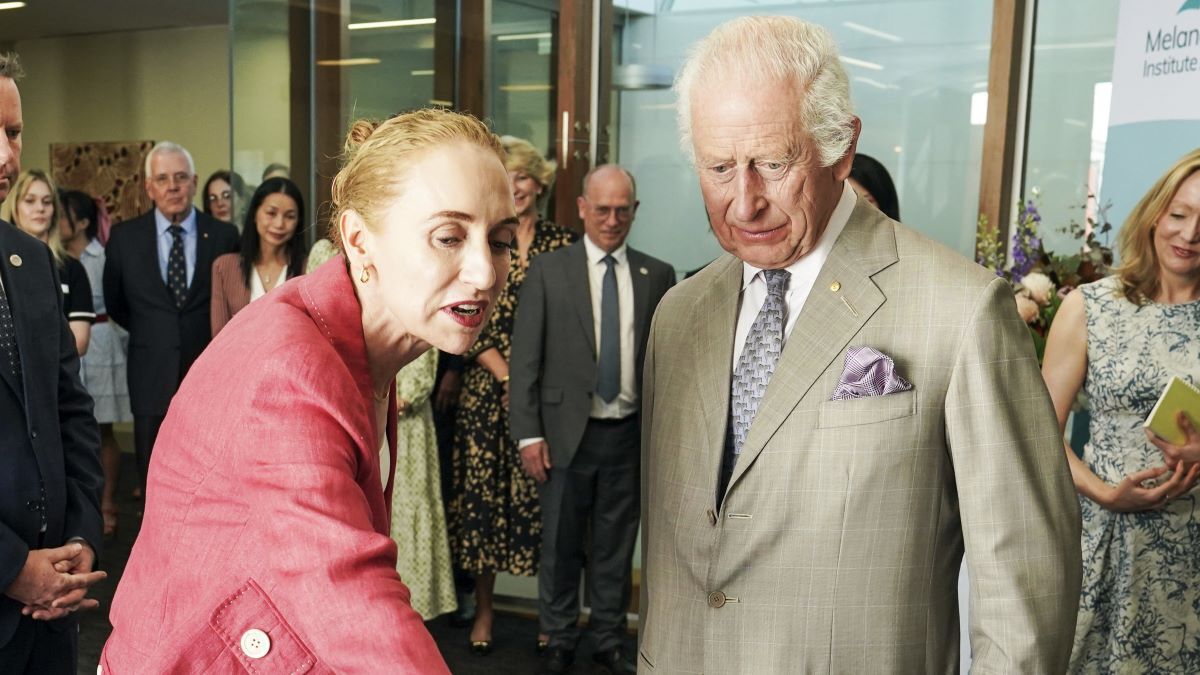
[103, 142, 238, 493]
[638, 16, 1082, 673]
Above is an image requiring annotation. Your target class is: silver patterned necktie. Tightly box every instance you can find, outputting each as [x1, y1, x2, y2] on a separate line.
[720, 268, 790, 500]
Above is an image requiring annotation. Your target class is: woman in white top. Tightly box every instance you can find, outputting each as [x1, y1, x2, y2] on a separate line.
[211, 177, 307, 336]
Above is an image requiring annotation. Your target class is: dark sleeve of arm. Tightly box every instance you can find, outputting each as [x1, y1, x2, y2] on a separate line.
[102, 234, 129, 329]
[66, 259, 96, 323]
[53, 254, 103, 559]
[507, 257, 547, 443]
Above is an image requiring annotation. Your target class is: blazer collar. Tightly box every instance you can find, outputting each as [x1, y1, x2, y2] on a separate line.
[720, 198, 900, 505]
[296, 256, 399, 510]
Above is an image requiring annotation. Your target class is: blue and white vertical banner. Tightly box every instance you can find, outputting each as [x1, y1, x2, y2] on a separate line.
[1101, 0, 1200, 232]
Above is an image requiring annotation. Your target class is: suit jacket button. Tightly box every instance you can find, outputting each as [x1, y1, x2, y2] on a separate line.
[29, 429, 37, 440]
[707, 591, 726, 608]
[706, 509, 717, 526]
[239, 628, 271, 659]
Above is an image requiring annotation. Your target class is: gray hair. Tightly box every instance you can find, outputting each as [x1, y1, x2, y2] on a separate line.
[144, 141, 196, 178]
[0, 52, 23, 81]
[674, 15, 855, 168]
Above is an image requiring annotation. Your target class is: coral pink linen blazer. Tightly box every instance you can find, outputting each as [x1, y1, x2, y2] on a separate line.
[101, 257, 448, 673]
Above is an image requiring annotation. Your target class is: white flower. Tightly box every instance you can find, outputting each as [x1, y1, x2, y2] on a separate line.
[1020, 272, 1055, 306]
[1015, 292, 1040, 324]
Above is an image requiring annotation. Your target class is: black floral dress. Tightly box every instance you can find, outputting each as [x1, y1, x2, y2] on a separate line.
[449, 220, 577, 576]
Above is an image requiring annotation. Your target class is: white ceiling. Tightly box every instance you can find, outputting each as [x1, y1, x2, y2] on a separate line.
[0, 0, 228, 43]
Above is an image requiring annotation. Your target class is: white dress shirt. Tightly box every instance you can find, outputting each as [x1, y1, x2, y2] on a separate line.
[732, 180, 856, 369]
[582, 234, 638, 419]
[517, 235, 638, 450]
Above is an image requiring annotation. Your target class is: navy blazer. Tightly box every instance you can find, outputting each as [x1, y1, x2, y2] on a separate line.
[0, 219, 102, 647]
[103, 210, 239, 416]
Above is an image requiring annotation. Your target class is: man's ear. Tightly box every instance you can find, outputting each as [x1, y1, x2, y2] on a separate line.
[832, 116, 862, 182]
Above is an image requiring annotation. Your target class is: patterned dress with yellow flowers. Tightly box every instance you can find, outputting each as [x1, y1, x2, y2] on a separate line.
[449, 220, 577, 576]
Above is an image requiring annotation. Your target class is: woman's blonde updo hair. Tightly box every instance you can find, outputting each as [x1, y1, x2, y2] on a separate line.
[328, 108, 504, 249]
[500, 135, 556, 189]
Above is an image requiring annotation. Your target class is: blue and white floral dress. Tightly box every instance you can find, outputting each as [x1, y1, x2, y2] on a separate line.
[1070, 275, 1200, 674]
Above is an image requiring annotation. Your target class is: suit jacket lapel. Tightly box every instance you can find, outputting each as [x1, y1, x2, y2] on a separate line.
[567, 243, 597, 357]
[696, 255, 742, 507]
[628, 249, 651, 364]
[187, 216, 216, 307]
[0, 227, 26, 404]
[728, 203, 899, 493]
[140, 216, 174, 306]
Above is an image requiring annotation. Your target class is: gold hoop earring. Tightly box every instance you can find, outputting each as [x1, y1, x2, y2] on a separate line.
[360, 267, 371, 283]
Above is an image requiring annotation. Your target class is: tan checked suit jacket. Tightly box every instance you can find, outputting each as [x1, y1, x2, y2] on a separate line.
[639, 200, 1082, 674]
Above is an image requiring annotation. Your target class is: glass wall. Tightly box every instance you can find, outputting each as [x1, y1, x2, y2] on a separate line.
[491, 1, 558, 152]
[617, 0, 995, 273]
[1022, 0, 1119, 255]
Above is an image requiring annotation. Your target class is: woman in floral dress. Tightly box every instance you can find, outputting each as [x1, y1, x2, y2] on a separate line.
[449, 136, 576, 653]
[1043, 148, 1200, 673]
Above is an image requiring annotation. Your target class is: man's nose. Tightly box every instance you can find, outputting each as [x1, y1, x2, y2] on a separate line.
[732, 168, 766, 222]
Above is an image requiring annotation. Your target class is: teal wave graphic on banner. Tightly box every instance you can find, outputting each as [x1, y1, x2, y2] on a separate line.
[1182, 0, 1200, 12]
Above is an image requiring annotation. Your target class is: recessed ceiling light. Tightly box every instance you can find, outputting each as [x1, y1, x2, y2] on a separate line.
[348, 18, 435, 30]
[411, 69, 434, 76]
[496, 32, 553, 42]
[0, 2, 28, 9]
[839, 56, 883, 71]
[842, 21, 902, 43]
[316, 58, 381, 66]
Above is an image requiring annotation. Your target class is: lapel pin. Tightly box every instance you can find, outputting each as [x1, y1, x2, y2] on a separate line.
[203, 233, 209, 239]
[639, 267, 648, 276]
[829, 281, 841, 292]
[8, 254, 21, 268]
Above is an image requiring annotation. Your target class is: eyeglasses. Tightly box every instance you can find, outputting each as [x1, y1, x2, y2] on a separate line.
[206, 191, 232, 203]
[150, 172, 193, 188]
[591, 205, 634, 221]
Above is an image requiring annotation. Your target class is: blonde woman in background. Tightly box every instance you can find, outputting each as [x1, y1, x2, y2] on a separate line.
[448, 136, 576, 654]
[307, 239, 458, 620]
[1043, 148, 1200, 673]
[1, 169, 94, 354]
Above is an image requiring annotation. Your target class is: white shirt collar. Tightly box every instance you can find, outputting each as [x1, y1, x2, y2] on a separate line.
[740, 180, 856, 290]
[583, 233, 629, 267]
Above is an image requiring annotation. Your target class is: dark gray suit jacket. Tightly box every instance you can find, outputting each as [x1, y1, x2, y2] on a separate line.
[509, 240, 674, 468]
[0, 220, 102, 647]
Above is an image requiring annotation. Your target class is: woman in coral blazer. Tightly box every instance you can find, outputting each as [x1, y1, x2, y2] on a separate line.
[101, 108, 518, 673]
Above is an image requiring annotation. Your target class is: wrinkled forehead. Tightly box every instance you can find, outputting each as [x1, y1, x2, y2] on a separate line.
[689, 76, 807, 159]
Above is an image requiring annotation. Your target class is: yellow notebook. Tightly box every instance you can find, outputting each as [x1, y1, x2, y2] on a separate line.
[1144, 376, 1200, 445]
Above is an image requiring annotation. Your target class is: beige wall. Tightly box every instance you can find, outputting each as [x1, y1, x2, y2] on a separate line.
[14, 25, 230, 205]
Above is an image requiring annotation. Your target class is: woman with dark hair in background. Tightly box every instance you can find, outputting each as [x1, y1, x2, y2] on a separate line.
[848, 153, 900, 221]
[60, 189, 132, 538]
[202, 169, 249, 226]
[210, 177, 306, 335]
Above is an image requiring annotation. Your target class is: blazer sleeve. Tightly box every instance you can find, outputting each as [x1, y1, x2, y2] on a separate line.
[944, 276, 1082, 673]
[210, 256, 236, 337]
[51, 251, 104, 559]
[236, 351, 448, 672]
[507, 255, 547, 444]
[102, 230, 130, 329]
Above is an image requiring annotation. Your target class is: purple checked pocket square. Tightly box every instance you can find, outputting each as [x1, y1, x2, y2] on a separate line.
[829, 345, 913, 401]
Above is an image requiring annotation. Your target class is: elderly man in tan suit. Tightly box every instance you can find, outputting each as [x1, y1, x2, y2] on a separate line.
[638, 16, 1082, 674]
